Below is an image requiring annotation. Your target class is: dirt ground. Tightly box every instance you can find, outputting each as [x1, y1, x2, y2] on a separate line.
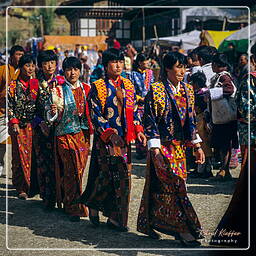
[0, 144, 242, 256]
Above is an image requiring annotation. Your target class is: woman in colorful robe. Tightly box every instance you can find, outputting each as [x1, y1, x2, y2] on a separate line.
[8, 54, 39, 200]
[130, 53, 154, 159]
[34, 50, 64, 210]
[79, 48, 146, 231]
[48, 56, 91, 222]
[137, 52, 205, 247]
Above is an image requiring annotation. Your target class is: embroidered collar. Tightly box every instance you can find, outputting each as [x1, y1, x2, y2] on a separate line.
[109, 76, 122, 88]
[65, 79, 81, 90]
[167, 79, 181, 94]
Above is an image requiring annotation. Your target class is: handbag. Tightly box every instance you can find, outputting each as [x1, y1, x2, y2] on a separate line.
[210, 72, 237, 124]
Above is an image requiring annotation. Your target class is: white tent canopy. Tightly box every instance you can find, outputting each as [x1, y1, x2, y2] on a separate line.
[151, 30, 201, 50]
[223, 23, 256, 42]
[181, 7, 248, 30]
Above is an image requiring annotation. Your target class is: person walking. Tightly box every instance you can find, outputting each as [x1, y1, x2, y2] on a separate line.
[8, 54, 39, 199]
[79, 48, 146, 231]
[137, 52, 205, 247]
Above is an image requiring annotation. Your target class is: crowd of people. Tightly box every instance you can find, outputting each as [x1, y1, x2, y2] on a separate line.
[0, 40, 255, 248]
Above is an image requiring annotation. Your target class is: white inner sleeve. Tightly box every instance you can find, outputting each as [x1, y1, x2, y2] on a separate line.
[209, 87, 223, 100]
[191, 134, 202, 144]
[46, 110, 58, 123]
[147, 138, 161, 150]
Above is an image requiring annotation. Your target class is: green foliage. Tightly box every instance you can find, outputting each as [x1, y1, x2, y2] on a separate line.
[28, 0, 57, 36]
[8, 30, 22, 45]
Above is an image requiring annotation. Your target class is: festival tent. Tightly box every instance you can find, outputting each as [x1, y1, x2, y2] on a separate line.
[150, 30, 201, 50]
[181, 7, 247, 31]
[200, 30, 238, 49]
[218, 24, 256, 53]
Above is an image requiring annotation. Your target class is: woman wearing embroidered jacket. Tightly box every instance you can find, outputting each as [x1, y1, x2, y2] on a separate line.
[137, 52, 205, 247]
[47, 57, 92, 222]
[130, 53, 154, 159]
[34, 50, 64, 210]
[79, 48, 147, 231]
[8, 54, 39, 200]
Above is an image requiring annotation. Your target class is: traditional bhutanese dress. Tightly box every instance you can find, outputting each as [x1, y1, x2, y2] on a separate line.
[33, 74, 65, 208]
[48, 80, 91, 217]
[79, 76, 144, 228]
[8, 78, 39, 196]
[137, 79, 203, 239]
[130, 69, 154, 157]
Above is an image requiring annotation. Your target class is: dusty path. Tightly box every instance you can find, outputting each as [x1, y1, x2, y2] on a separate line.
[0, 145, 240, 255]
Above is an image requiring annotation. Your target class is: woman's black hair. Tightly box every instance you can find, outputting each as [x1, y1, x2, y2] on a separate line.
[102, 48, 124, 69]
[196, 45, 216, 64]
[133, 53, 150, 71]
[10, 45, 24, 57]
[190, 71, 207, 88]
[212, 53, 232, 72]
[161, 51, 187, 78]
[37, 50, 58, 68]
[18, 54, 36, 68]
[62, 56, 82, 71]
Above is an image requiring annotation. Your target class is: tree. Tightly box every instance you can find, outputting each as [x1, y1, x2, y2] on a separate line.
[28, 0, 56, 36]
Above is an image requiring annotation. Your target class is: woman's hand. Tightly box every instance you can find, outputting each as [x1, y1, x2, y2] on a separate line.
[137, 132, 147, 147]
[151, 148, 166, 170]
[194, 148, 205, 164]
[12, 123, 20, 134]
[50, 104, 57, 116]
[110, 133, 125, 148]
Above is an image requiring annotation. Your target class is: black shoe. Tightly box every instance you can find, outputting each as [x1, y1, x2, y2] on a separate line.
[69, 216, 80, 222]
[106, 219, 129, 232]
[148, 230, 161, 240]
[89, 208, 100, 227]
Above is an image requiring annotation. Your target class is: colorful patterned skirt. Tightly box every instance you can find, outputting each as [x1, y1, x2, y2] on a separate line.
[10, 123, 38, 195]
[80, 136, 131, 227]
[33, 125, 56, 207]
[55, 129, 90, 217]
[137, 141, 202, 239]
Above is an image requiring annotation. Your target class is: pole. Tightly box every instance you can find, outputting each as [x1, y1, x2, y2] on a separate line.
[40, 14, 44, 36]
[142, 8, 145, 52]
[222, 17, 227, 31]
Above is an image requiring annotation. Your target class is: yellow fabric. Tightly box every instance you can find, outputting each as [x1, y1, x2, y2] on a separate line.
[206, 30, 238, 48]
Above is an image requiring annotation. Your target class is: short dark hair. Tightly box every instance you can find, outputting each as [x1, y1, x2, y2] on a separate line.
[162, 51, 186, 74]
[10, 45, 24, 57]
[18, 54, 36, 68]
[190, 71, 206, 88]
[62, 56, 82, 71]
[196, 46, 215, 64]
[102, 48, 124, 68]
[212, 53, 230, 68]
[37, 50, 58, 68]
[133, 53, 149, 71]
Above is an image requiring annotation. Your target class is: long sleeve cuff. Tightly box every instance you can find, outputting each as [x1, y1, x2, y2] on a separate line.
[135, 125, 144, 134]
[46, 110, 58, 123]
[147, 138, 161, 150]
[9, 118, 19, 125]
[209, 87, 223, 100]
[100, 128, 116, 143]
[191, 134, 202, 144]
